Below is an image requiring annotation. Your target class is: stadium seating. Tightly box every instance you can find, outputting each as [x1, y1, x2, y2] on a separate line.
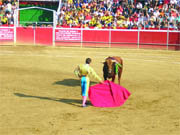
[57, 0, 180, 30]
[0, 0, 179, 30]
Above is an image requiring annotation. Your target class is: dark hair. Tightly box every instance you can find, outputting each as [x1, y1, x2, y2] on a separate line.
[86, 58, 91, 64]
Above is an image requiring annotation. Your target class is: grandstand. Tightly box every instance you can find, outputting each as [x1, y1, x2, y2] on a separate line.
[0, 0, 179, 29]
[0, 0, 179, 49]
[56, 0, 180, 30]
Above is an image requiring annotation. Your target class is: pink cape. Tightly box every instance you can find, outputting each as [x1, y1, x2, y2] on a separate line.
[89, 80, 131, 107]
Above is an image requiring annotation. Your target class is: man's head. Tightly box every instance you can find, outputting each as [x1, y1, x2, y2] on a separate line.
[86, 58, 91, 64]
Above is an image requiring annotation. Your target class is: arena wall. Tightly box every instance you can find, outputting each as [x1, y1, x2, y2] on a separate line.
[0, 27, 179, 50]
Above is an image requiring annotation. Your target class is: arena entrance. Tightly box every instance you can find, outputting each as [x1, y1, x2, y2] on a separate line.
[14, 6, 57, 46]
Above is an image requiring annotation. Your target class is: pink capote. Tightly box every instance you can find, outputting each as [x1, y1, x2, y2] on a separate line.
[89, 80, 131, 107]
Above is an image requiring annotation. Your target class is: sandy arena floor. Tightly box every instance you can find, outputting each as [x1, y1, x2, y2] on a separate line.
[0, 46, 180, 135]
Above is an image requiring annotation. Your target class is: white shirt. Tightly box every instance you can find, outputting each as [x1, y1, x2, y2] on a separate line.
[136, 2, 142, 9]
[170, 0, 177, 4]
[154, 10, 160, 18]
[6, 3, 12, 12]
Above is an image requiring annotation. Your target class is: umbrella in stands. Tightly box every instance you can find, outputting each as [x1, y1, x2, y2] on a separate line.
[89, 80, 131, 107]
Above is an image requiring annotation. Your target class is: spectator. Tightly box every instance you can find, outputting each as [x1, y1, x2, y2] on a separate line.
[5, 1, 12, 13]
[1, 15, 8, 25]
[6, 11, 12, 25]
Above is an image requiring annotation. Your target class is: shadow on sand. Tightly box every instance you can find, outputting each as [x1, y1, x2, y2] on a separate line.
[53, 78, 97, 87]
[53, 79, 80, 86]
[14, 93, 91, 107]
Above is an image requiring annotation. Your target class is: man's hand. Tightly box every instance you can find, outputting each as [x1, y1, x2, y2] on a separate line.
[99, 81, 103, 84]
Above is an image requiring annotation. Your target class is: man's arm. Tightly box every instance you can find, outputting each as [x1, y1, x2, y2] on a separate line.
[74, 65, 81, 78]
[89, 67, 102, 83]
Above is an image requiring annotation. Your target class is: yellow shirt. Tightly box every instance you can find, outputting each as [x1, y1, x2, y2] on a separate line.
[90, 17, 96, 26]
[74, 64, 102, 82]
[1, 17, 8, 23]
[65, 14, 70, 21]
[74, 18, 79, 25]
[117, 20, 123, 26]
[68, 0, 73, 4]
[96, 23, 102, 29]
[85, 8, 90, 13]
[67, 19, 73, 24]
[101, 16, 106, 21]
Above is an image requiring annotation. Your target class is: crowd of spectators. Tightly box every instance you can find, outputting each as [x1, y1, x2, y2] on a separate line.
[57, 0, 180, 30]
[0, 0, 179, 30]
[0, 0, 18, 26]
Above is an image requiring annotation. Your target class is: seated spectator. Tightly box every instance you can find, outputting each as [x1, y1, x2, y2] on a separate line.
[5, 1, 12, 14]
[176, 13, 180, 22]
[144, 21, 149, 29]
[1, 15, 8, 25]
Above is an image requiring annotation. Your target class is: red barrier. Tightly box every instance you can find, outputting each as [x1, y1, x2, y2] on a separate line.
[111, 30, 138, 43]
[0, 27, 14, 45]
[169, 32, 180, 45]
[83, 30, 109, 43]
[139, 31, 167, 44]
[16, 27, 34, 45]
[1, 27, 179, 50]
[55, 29, 81, 42]
[0, 27, 14, 40]
[16, 27, 53, 45]
[36, 27, 53, 46]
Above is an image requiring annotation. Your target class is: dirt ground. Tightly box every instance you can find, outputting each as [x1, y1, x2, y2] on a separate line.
[0, 46, 180, 135]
